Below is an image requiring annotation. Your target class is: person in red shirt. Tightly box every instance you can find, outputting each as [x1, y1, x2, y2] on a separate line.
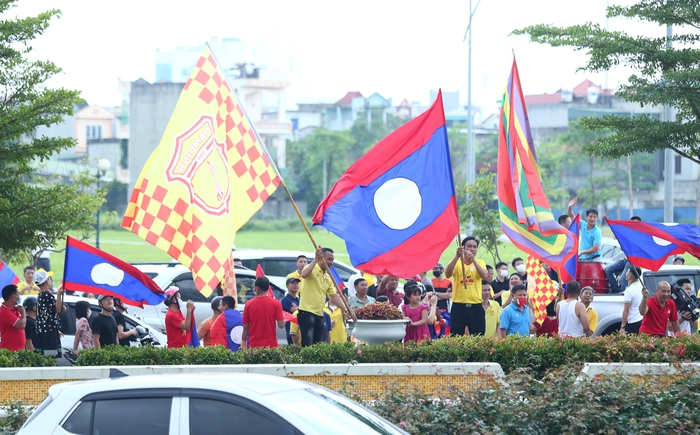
[241, 277, 284, 349]
[531, 298, 559, 337]
[164, 287, 195, 348]
[639, 281, 680, 337]
[0, 285, 27, 351]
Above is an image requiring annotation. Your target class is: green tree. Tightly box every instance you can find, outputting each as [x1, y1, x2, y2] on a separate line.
[0, 1, 100, 261]
[458, 169, 503, 265]
[513, 0, 700, 164]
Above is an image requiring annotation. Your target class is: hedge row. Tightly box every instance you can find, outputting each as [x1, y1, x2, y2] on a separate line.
[70, 334, 700, 375]
[0, 349, 57, 368]
[353, 365, 700, 434]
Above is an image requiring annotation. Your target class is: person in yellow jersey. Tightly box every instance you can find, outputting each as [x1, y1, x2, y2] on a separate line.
[286, 255, 307, 280]
[18, 267, 40, 295]
[298, 246, 350, 346]
[480, 281, 501, 338]
[324, 301, 347, 343]
[445, 236, 489, 336]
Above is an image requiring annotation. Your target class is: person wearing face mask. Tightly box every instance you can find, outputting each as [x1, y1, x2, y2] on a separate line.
[556, 281, 591, 337]
[72, 301, 94, 354]
[512, 258, 527, 283]
[445, 237, 490, 336]
[500, 273, 523, 307]
[499, 284, 531, 337]
[430, 263, 453, 312]
[491, 262, 510, 306]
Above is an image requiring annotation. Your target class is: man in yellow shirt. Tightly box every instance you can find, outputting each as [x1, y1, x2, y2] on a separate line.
[18, 267, 40, 295]
[298, 247, 350, 346]
[286, 255, 307, 280]
[324, 301, 347, 343]
[480, 281, 501, 338]
[445, 237, 489, 336]
[581, 286, 598, 334]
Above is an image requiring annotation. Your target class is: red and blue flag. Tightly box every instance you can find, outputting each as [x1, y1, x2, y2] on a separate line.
[329, 265, 346, 292]
[604, 218, 700, 271]
[211, 308, 244, 351]
[313, 90, 459, 278]
[63, 236, 165, 307]
[559, 214, 580, 283]
[0, 261, 20, 289]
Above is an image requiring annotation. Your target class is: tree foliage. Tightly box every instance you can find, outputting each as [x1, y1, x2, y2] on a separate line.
[458, 169, 502, 265]
[0, 1, 100, 261]
[513, 0, 700, 164]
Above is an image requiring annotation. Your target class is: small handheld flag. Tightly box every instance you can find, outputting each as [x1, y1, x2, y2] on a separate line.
[62, 236, 165, 307]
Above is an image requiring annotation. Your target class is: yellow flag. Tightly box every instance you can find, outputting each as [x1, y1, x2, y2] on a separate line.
[526, 255, 558, 325]
[122, 46, 279, 296]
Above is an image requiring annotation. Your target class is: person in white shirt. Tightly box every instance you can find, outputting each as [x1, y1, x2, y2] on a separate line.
[556, 281, 591, 337]
[621, 267, 644, 334]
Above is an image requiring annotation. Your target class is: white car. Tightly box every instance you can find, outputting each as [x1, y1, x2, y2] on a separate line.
[235, 249, 360, 286]
[19, 373, 408, 435]
[129, 263, 289, 345]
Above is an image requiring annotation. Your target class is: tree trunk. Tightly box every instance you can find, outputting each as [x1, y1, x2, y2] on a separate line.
[589, 157, 596, 207]
[627, 155, 634, 217]
[615, 161, 621, 219]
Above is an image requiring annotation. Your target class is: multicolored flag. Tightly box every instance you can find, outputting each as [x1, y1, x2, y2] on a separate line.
[604, 218, 700, 271]
[329, 265, 346, 293]
[122, 46, 280, 297]
[0, 261, 20, 289]
[313, 90, 459, 277]
[63, 236, 165, 308]
[526, 255, 559, 325]
[497, 57, 576, 268]
[559, 214, 580, 283]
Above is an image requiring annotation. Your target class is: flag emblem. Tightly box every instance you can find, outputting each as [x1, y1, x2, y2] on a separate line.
[167, 115, 231, 216]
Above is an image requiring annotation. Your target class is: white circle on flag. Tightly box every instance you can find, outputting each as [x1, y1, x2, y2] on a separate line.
[230, 325, 243, 344]
[652, 236, 672, 246]
[91, 263, 125, 287]
[373, 177, 422, 230]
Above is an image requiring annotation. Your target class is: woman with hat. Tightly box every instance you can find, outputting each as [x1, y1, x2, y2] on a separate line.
[34, 270, 65, 356]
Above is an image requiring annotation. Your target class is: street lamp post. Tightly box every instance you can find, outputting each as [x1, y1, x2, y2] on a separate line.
[464, 0, 482, 188]
[95, 158, 111, 249]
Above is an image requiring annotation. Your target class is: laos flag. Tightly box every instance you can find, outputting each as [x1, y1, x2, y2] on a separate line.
[0, 261, 20, 289]
[313, 90, 459, 278]
[63, 236, 165, 307]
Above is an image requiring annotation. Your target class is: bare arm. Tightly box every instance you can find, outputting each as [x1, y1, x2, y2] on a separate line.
[55, 287, 65, 314]
[93, 334, 101, 349]
[472, 259, 489, 281]
[577, 302, 591, 337]
[117, 324, 137, 340]
[241, 324, 249, 349]
[411, 307, 430, 327]
[670, 320, 680, 334]
[426, 296, 438, 324]
[376, 275, 390, 296]
[301, 247, 323, 278]
[178, 302, 195, 331]
[567, 198, 577, 221]
[638, 289, 649, 316]
[277, 318, 285, 329]
[580, 244, 601, 255]
[499, 328, 506, 338]
[445, 247, 463, 278]
[25, 337, 34, 352]
[73, 329, 82, 353]
[621, 303, 631, 331]
[13, 306, 26, 329]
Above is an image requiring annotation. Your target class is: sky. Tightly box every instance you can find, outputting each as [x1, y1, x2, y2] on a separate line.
[5, 0, 666, 114]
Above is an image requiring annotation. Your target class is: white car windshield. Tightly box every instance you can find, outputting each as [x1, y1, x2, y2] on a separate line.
[267, 387, 406, 435]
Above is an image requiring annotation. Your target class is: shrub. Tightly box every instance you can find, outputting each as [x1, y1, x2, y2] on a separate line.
[71, 335, 700, 377]
[0, 349, 56, 368]
[349, 365, 700, 434]
[0, 400, 33, 434]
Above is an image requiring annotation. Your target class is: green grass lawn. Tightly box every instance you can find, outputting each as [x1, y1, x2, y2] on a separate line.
[9, 223, 697, 284]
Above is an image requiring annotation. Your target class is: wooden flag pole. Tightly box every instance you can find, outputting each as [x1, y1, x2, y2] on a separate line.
[455, 234, 467, 289]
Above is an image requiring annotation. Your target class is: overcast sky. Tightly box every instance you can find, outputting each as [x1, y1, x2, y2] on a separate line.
[5, 0, 665, 112]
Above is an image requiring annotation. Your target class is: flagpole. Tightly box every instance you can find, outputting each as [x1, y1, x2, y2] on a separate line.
[207, 44, 356, 322]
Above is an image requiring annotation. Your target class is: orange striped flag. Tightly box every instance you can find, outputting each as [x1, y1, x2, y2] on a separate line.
[122, 46, 279, 296]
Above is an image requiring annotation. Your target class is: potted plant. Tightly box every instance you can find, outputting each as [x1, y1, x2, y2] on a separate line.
[351, 303, 409, 344]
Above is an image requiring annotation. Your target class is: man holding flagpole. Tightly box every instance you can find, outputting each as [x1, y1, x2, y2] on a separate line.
[298, 247, 350, 346]
[445, 237, 489, 336]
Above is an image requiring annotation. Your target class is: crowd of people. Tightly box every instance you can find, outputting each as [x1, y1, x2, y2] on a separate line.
[1, 198, 698, 351]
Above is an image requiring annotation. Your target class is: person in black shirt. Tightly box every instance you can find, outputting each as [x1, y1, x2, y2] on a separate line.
[491, 262, 510, 306]
[35, 270, 65, 355]
[22, 296, 39, 352]
[91, 295, 118, 348]
[112, 298, 137, 346]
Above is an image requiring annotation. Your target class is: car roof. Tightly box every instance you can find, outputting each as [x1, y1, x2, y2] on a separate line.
[235, 250, 358, 271]
[132, 263, 259, 289]
[49, 373, 312, 398]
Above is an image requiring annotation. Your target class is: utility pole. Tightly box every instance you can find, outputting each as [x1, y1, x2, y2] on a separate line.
[663, 24, 674, 223]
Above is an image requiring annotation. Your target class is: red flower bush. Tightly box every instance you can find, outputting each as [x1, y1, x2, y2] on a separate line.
[354, 303, 404, 320]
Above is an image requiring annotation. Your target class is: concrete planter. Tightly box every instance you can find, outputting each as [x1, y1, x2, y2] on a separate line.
[351, 319, 410, 344]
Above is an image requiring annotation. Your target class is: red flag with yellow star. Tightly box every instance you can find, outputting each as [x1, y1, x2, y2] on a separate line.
[122, 46, 279, 296]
